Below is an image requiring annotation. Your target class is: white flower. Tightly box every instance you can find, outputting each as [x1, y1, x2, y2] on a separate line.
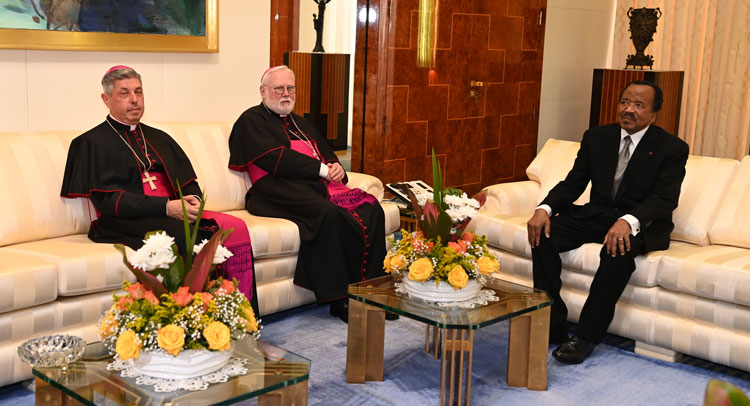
[415, 190, 430, 207]
[195, 239, 234, 265]
[128, 231, 176, 271]
[443, 193, 480, 223]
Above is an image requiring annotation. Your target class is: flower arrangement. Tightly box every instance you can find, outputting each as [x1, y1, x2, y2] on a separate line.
[99, 189, 260, 361]
[384, 151, 499, 290]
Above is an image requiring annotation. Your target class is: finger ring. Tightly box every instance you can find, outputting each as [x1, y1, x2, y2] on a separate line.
[618, 238, 624, 241]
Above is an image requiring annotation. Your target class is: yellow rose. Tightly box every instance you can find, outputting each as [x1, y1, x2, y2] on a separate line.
[157, 325, 185, 356]
[447, 265, 469, 289]
[203, 321, 231, 351]
[242, 305, 259, 333]
[99, 312, 117, 339]
[383, 254, 392, 272]
[389, 254, 407, 272]
[115, 330, 140, 360]
[476, 256, 499, 276]
[408, 257, 433, 282]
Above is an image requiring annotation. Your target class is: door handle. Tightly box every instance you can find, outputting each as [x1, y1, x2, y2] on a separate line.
[470, 80, 488, 87]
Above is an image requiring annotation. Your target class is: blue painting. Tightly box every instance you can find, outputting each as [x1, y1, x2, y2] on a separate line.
[0, 0, 206, 35]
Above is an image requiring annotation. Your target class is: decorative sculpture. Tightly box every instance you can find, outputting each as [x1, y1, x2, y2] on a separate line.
[625, 7, 662, 69]
[312, 0, 332, 53]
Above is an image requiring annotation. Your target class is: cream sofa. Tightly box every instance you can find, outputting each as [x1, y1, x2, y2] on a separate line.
[468, 138, 750, 372]
[0, 122, 399, 386]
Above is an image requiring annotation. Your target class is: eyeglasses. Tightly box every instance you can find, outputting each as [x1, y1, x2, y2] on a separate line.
[265, 85, 296, 95]
[618, 99, 648, 111]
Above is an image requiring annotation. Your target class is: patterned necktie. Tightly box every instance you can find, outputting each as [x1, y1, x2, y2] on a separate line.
[612, 135, 632, 198]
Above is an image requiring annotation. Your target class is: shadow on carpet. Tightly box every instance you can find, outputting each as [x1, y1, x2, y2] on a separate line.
[1, 303, 748, 406]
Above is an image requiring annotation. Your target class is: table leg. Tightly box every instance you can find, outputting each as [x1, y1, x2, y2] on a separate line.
[35, 377, 83, 406]
[425, 325, 440, 360]
[439, 329, 473, 406]
[258, 380, 309, 406]
[507, 305, 550, 390]
[346, 298, 386, 383]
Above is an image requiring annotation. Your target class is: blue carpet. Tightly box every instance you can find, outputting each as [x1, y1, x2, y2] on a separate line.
[2, 304, 749, 405]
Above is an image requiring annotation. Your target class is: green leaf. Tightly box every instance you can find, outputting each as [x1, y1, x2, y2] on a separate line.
[435, 211, 453, 243]
[431, 149, 444, 210]
[166, 257, 185, 291]
[183, 228, 232, 293]
[114, 244, 168, 298]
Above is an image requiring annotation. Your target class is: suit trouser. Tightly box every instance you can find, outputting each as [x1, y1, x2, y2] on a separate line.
[531, 213, 646, 343]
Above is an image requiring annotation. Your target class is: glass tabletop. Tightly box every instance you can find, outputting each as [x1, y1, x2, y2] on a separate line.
[32, 337, 310, 406]
[348, 274, 551, 329]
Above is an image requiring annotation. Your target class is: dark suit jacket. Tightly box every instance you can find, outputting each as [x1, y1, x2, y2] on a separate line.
[541, 124, 689, 253]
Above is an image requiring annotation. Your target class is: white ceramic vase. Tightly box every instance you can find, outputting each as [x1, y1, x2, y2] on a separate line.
[402, 276, 481, 302]
[130, 344, 234, 379]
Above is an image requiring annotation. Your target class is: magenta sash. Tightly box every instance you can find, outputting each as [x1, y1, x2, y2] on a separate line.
[248, 141, 377, 212]
[144, 171, 255, 302]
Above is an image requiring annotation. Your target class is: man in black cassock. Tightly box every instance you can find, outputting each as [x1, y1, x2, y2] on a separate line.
[61, 65, 257, 312]
[228, 65, 389, 322]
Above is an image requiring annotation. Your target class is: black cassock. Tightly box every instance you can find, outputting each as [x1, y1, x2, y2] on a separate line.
[60, 116, 217, 255]
[228, 104, 386, 302]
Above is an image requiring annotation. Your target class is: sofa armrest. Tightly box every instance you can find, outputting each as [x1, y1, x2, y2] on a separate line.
[346, 172, 385, 201]
[480, 180, 540, 216]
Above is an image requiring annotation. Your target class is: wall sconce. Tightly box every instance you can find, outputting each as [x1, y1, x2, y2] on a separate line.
[417, 0, 438, 68]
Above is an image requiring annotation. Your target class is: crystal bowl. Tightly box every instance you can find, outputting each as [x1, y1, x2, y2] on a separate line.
[17, 334, 86, 368]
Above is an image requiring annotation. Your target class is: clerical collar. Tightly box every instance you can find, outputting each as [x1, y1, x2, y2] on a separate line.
[261, 102, 288, 118]
[108, 114, 138, 131]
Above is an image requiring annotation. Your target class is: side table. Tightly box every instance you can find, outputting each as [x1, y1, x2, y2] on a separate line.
[34, 338, 310, 406]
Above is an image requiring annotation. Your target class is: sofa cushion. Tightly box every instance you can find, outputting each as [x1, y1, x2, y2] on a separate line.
[380, 201, 401, 235]
[658, 244, 750, 306]
[6, 235, 135, 296]
[0, 291, 114, 346]
[479, 181, 540, 216]
[656, 288, 750, 333]
[153, 122, 247, 213]
[0, 131, 91, 247]
[225, 210, 300, 259]
[670, 155, 738, 246]
[709, 156, 750, 248]
[255, 256, 298, 284]
[469, 212, 531, 258]
[0, 251, 58, 313]
[525, 138, 591, 206]
[576, 241, 697, 288]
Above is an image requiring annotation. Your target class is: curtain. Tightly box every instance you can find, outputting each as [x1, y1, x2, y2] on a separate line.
[613, 0, 750, 159]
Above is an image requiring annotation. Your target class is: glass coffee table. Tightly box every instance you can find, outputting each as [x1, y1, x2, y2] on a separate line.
[346, 274, 551, 405]
[33, 337, 310, 406]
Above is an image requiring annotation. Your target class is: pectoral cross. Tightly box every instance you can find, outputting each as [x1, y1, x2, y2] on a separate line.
[142, 171, 157, 190]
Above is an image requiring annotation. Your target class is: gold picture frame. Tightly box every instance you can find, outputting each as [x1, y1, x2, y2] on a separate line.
[0, 0, 218, 53]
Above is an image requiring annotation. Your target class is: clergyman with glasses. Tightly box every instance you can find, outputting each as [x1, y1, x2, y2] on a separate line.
[228, 65, 390, 323]
[60, 65, 258, 312]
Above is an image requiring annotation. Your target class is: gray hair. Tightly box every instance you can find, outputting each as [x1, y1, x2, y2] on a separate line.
[102, 67, 142, 95]
[261, 65, 295, 85]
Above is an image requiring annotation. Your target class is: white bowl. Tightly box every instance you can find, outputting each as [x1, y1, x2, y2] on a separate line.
[130, 345, 233, 379]
[402, 277, 481, 302]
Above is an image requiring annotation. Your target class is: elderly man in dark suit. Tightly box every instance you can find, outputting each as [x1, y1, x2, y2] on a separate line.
[527, 80, 690, 364]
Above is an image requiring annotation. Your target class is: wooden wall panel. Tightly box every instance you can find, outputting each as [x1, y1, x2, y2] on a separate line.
[269, 0, 299, 67]
[353, 0, 548, 195]
[286, 52, 350, 150]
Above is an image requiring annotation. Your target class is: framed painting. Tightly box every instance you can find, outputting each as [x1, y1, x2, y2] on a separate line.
[0, 0, 218, 52]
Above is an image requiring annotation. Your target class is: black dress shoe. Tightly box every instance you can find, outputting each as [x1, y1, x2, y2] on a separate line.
[329, 299, 349, 323]
[552, 336, 596, 364]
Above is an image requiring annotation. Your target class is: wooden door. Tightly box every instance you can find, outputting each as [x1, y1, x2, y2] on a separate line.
[353, 0, 547, 195]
